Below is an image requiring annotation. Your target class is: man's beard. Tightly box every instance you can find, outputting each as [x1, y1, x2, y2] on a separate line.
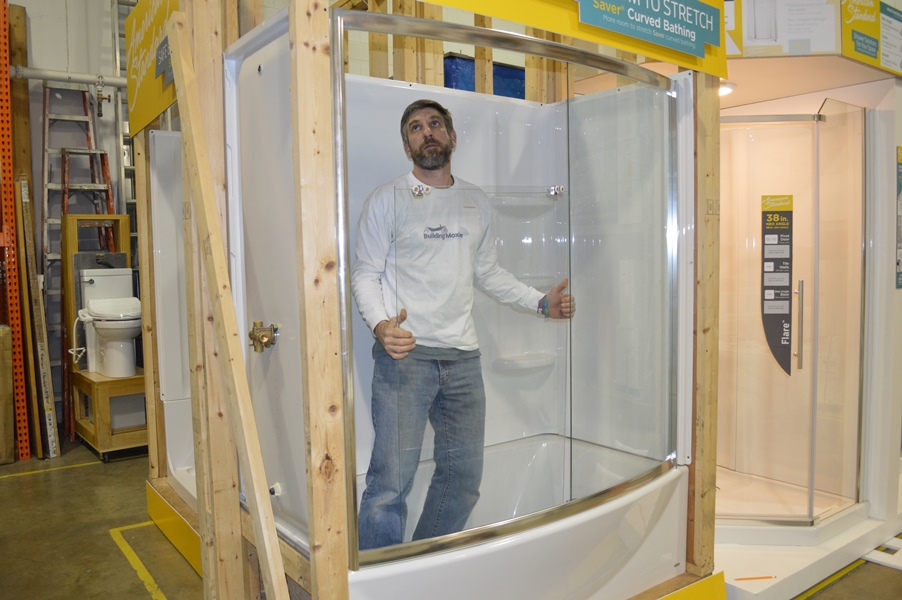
[410, 138, 452, 170]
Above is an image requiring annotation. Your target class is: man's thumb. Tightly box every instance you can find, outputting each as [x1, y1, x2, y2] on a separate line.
[555, 277, 569, 292]
[397, 308, 408, 326]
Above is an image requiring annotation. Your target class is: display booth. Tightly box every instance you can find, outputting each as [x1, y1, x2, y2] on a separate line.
[133, 3, 723, 599]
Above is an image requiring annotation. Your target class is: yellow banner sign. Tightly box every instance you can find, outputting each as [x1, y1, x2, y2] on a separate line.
[126, 0, 180, 134]
[841, 0, 902, 77]
[427, 0, 727, 77]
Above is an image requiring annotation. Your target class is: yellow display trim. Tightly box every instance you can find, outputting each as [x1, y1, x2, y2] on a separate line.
[425, 0, 727, 77]
[146, 480, 202, 576]
[663, 571, 727, 599]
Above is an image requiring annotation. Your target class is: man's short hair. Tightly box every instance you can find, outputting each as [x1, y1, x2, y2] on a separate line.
[400, 99, 454, 146]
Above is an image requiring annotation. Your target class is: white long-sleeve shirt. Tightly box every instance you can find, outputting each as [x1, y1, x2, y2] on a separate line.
[351, 172, 544, 351]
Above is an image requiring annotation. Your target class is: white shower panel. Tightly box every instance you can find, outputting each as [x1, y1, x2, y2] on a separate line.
[343, 76, 570, 472]
[149, 130, 196, 509]
[224, 12, 310, 545]
[149, 131, 190, 403]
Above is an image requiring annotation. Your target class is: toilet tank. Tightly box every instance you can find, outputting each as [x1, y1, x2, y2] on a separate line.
[80, 268, 134, 307]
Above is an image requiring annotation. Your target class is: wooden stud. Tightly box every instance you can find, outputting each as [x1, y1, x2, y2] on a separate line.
[417, 3, 443, 87]
[9, 5, 31, 194]
[525, 28, 547, 103]
[182, 138, 242, 598]
[627, 573, 704, 600]
[616, 50, 638, 88]
[16, 180, 58, 458]
[544, 33, 566, 103]
[168, 12, 289, 600]
[687, 71, 719, 578]
[183, 0, 229, 222]
[240, 509, 313, 591]
[12, 177, 40, 458]
[392, 0, 416, 83]
[178, 2, 247, 596]
[368, 0, 389, 79]
[288, 1, 351, 597]
[134, 128, 167, 480]
[474, 15, 493, 95]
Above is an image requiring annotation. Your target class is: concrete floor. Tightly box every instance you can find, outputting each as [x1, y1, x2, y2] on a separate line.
[0, 440, 202, 600]
[2, 439, 902, 600]
[800, 560, 902, 600]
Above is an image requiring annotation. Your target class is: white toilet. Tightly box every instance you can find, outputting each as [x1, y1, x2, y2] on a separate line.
[78, 268, 142, 378]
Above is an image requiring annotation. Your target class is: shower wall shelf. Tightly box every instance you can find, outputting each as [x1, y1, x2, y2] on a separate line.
[490, 195, 557, 218]
[492, 352, 556, 372]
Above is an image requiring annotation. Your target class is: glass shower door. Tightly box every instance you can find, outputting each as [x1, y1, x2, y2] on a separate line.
[717, 101, 864, 523]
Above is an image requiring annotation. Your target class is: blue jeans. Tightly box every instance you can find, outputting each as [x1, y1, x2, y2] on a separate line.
[358, 355, 486, 550]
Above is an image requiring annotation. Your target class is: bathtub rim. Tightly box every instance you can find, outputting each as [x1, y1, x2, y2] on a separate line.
[357, 457, 676, 567]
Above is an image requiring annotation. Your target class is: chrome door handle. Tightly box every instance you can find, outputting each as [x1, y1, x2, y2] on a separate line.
[793, 280, 803, 370]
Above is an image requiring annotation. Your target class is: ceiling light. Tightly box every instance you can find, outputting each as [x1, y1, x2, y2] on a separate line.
[719, 80, 736, 97]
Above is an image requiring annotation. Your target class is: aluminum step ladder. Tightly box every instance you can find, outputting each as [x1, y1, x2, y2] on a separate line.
[41, 81, 117, 441]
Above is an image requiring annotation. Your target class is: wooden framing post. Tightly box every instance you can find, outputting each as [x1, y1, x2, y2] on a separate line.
[368, 0, 389, 78]
[288, 1, 351, 597]
[474, 15, 493, 95]
[177, 2, 248, 596]
[392, 0, 417, 82]
[168, 11, 290, 600]
[416, 3, 443, 87]
[687, 70, 719, 578]
[134, 127, 168, 483]
[525, 28, 547, 103]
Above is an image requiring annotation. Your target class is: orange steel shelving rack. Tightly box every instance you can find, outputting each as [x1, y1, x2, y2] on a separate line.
[0, 1, 30, 460]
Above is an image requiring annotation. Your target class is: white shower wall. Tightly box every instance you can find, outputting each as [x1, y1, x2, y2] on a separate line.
[344, 76, 570, 471]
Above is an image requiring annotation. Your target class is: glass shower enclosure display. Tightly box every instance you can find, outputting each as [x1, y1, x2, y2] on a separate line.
[343, 60, 675, 563]
[221, 9, 685, 591]
[717, 100, 865, 524]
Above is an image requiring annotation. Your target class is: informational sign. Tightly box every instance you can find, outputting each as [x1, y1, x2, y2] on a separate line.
[841, 0, 902, 78]
[430, 0, 728, 77]
[125, 0, 179, 134]
[761, 195, 793, 375]
[727, 0, 840, 57]
[896, 147, 902, 288]
[575, 0, 721, 57]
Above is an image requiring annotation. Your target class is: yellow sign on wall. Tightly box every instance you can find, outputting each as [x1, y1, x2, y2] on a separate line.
[125, 0, 180, 134]
[726, 0, 842, 58]
[429, 0, 728, 77]
[841, 0, 902, 77]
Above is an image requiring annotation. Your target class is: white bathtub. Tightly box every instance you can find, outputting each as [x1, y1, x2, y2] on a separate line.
[352, 435, 687, 600]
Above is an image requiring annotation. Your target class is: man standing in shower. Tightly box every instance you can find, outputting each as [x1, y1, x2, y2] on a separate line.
[351, 98, 575, 550]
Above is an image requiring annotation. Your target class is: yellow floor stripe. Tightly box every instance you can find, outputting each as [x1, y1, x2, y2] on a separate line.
[0, 460, 100, 480]
[791, 559, 866, 600]
[110, 521, 168, 600]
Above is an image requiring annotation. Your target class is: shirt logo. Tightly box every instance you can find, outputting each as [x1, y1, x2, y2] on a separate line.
[423, 225, 468, 240]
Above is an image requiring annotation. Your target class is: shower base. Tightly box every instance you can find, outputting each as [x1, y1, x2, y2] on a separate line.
[715, 466, 855, 522]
